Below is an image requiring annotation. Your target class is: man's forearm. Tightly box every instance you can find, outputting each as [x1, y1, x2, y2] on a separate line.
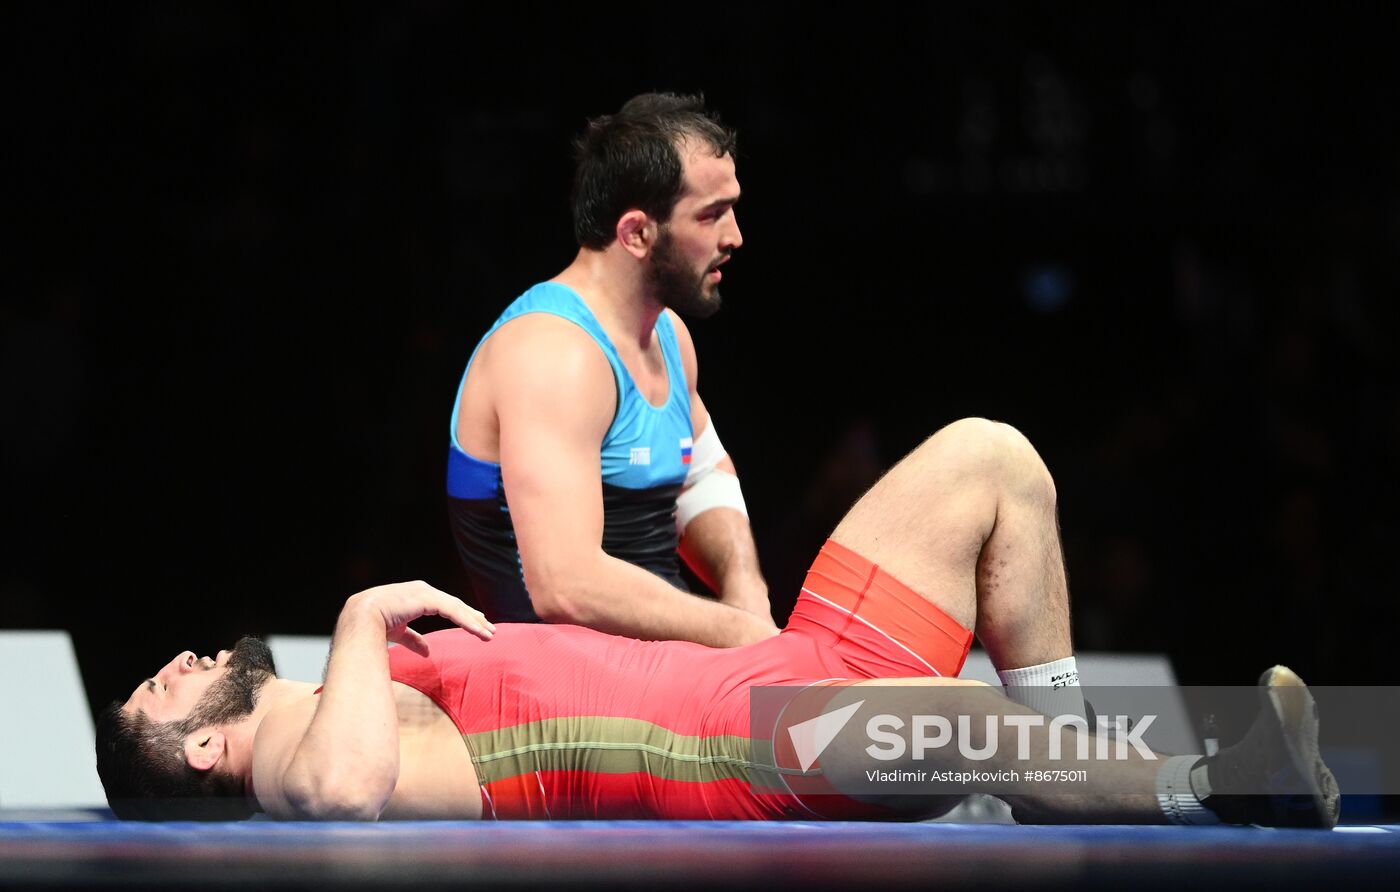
[530, 550, 776, 647]
[678, 506, 771, 619]
[282, 595, 398, 819]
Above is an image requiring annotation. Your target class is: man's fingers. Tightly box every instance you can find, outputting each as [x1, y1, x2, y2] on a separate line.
[418, 586, 496, 639]
[362, 582, 496, 642]
[440, 599, 496, 640]
[389, 626, 431, 657]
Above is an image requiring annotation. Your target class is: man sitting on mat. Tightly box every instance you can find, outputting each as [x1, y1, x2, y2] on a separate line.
[95, 419, 1340, 827]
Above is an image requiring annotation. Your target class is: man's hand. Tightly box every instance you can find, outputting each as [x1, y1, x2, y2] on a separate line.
[345, 582, 495, 656]
[676, 458, 775, 628]
[719, 579, 774, 624]
[721, 606, 780, 644]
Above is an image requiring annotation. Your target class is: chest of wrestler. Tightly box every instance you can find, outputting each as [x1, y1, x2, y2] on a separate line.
[385, 627, 755, 814]
[383, 626, 851, 820]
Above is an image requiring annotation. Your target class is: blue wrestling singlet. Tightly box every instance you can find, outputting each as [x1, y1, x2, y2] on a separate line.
[446, 282, 695, 622]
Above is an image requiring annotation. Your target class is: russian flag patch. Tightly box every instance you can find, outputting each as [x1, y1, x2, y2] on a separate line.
[680, 437, 693, 465]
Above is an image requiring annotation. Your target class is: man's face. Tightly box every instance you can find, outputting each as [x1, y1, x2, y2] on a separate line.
[123, 636, 277, 729]
[646, 143, 743, 319]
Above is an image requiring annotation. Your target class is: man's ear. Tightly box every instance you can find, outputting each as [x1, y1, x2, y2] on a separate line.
[616, 210, 654, 259]
[183, 728, 227, 773]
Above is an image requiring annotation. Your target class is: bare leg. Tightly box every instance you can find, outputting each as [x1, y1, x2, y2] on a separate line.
[816, 669, 1340, 828]
[830, 418, 1072, 671]
[820, 678, 1165, 823]
[822, 424, 1340, 829]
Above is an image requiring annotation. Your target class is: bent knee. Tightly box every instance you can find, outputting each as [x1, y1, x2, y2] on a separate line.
[929, 418, 1055, 502]
[936, 416, 1034, 450]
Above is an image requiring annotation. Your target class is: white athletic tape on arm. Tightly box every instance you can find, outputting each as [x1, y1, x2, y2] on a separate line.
[677, 470, 748, 532]
[684, 417, 726, 484]
[677, 420, 748, 532]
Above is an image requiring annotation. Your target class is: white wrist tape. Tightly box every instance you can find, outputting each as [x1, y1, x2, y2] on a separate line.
[676, 420, 748, 533]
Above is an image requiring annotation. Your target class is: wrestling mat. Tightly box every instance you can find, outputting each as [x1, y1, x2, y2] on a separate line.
[2, 815, 1397, 890]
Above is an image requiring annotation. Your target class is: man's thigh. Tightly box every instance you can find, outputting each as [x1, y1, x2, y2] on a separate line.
[785, 539, 974, 679]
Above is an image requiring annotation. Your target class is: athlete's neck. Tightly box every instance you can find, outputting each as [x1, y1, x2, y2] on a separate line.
[553, 249, 664, 350]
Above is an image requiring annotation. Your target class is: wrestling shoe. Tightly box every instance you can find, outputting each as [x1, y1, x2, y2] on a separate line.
[1197, 665, 1341, 828]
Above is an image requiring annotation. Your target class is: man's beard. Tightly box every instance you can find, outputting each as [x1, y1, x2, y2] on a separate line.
[647, 226, 723, 319]
[175, 636, 277, 735]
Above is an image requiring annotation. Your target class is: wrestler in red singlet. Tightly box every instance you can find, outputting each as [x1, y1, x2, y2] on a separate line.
[389, 541, 972, 820]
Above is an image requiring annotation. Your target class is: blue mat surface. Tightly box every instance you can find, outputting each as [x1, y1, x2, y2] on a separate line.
[2, 820, 1398, 889]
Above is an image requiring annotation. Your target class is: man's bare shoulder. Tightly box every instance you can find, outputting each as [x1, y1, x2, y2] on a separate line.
[481, 315, 617, 440]
[457, 313, 616, 461]
[479, 312, 614, 385]
[250, 694, 319, 819]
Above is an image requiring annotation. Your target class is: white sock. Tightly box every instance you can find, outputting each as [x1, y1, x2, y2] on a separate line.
[1156, 754, 1220, 825]
[997, 656, 1088, 724]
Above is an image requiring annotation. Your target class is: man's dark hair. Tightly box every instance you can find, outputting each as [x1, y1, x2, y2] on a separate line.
[571, 92, 738, 250]
[94, 702, 255, 820]
[95, 637, 275, 820]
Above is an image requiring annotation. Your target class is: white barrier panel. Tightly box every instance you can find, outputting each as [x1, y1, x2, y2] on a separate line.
[0, 631, 106, 808]
[265, 636, 334, 685]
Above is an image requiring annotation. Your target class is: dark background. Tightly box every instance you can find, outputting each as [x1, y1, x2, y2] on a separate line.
[4, 3, 1398, 719]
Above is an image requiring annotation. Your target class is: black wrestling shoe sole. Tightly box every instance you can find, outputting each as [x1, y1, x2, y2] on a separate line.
[1255, 665, 1341, 829]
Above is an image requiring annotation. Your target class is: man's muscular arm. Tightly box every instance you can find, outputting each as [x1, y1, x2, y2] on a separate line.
[256, 582, 493, 820]
[677, 416, 772, 621]
[669, 312, 774, 622]
[490, 316, 776, 647]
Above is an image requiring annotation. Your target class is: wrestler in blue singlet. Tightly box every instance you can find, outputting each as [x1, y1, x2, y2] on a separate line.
[447, 282, 695, 622]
